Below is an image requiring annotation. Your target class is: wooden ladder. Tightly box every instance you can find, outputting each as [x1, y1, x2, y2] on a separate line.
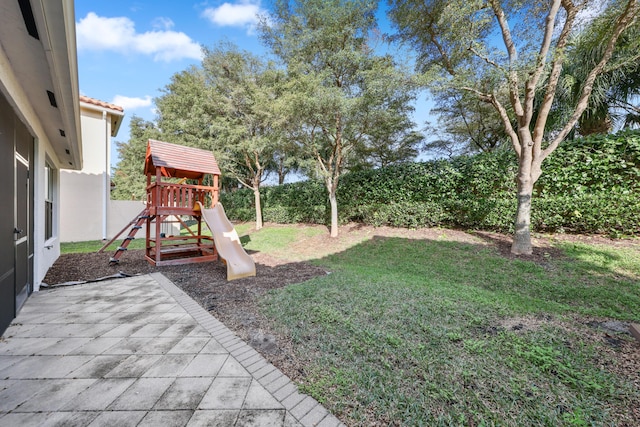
[98, 208, 150, 264]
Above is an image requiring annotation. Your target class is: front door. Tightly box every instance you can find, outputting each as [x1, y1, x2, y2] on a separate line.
[14, 105, 33, 315]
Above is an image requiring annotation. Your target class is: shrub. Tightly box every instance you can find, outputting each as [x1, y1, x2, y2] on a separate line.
[220, 130, 640, 235]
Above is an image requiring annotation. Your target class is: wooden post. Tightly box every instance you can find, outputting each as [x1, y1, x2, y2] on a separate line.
[155, 167, 162, 264]
[213, 174, 219, 206]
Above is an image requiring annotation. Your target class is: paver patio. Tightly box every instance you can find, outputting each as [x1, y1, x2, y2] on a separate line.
[0, 272, 343, 427]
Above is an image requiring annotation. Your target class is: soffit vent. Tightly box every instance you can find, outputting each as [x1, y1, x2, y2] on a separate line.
[47, 90, 58, 108]
[17, 0, 40, 40]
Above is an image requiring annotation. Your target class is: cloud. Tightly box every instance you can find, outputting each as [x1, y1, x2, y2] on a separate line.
[76, 12, 203, 62]
[201, 1, 264, 32]
[152, 17, 175, 30]
[112, 95, 153, 110]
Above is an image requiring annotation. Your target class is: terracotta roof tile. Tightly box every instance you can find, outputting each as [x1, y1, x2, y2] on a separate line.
[79, 95, 124, 112]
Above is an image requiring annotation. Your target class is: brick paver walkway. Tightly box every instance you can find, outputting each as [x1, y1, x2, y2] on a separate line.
[0, 273, 343, 427]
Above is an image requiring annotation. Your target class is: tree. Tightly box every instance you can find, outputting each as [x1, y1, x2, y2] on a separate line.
[389, 0, 639, 254]
[155, 43, 288, 230]
[351, 115, 424, 169]
[155, 66, 217, 149]
[260, 0, 420, 236]
[111, 116, 161, 201]
[202, 44, 289, 230]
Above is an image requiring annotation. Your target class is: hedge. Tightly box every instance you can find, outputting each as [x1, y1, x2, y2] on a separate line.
[220, 130, 640, 235]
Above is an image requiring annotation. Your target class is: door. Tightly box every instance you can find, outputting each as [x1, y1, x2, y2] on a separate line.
[0, 94, 16, 333]
[14, 152, 30, 311]
[14, 106, 33, 314]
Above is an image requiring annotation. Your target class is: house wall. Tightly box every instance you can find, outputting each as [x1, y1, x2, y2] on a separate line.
[59, 172, 105, 242]
[59, 108, 111, 242]
[0, 0, 82, 335]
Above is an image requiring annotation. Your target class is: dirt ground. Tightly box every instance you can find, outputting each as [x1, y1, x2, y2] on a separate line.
[44, 224, 640, 423]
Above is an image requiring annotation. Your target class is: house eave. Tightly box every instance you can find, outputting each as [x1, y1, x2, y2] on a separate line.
[0, 0, 82, 170]
[80, 101, 126, 137]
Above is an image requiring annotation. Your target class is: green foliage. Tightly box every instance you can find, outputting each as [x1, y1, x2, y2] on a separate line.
[552, 8, 640, 136]
[111, 116, 161, 201]
[537, 130, 640, 195]
[259, 0, 421, 235]
[223, 130, 640, 235]
[222, 180, 326, 224]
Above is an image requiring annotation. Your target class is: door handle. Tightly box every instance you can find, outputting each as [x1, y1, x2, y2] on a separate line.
[14, 228, 23, 235]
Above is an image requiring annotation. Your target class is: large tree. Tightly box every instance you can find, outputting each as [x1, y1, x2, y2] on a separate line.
[260, 0, 420, 237]
[389, 0, 638, 254]
[155, 44, 287, 230]
[201, 45, 289, 230]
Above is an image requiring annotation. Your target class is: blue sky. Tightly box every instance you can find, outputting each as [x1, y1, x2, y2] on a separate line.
[74, 1, 432, 166]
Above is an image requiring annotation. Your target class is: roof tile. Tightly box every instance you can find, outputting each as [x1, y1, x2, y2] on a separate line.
[80, 95, 124, 112]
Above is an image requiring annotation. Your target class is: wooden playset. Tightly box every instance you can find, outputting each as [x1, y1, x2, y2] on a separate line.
[100, 139, 255, 280]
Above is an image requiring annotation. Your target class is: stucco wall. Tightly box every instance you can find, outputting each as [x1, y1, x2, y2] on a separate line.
[78, 109, 109, 174]
[58, 106, 113, 242]
[108, 200, 147, 238]
[59, 171, 104, 242]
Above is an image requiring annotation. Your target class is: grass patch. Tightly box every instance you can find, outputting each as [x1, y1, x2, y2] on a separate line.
[258, 234, 639, 425]
[238, 224, 325, 254]
[60, 238, 146, 254]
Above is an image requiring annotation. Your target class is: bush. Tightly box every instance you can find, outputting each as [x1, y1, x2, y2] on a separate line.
[220, 130, 640, 235]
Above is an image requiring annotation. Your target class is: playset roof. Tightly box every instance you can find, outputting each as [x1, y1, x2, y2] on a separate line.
[144, 139, 221, 179]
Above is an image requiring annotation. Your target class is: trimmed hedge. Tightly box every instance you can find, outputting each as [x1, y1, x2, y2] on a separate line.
[221, 130, 640, 235]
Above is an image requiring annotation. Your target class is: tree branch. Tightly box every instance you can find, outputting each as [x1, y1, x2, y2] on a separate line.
[462, 86, 521, 156]
[489, 0, 524, 119]
[532, 0, 576, 150]
[467, 45, 501, 69]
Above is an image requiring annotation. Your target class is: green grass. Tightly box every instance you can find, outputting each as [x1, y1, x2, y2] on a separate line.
[239, 224, 325, 254]
[253, 231, 639, 426]
[60, 238, 146, 254]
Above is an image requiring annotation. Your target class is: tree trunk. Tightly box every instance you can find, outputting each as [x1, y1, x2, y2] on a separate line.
[512, 179, 534, 255]
[511, 131, 539, 255]
[326, 177, 339, 237]
[278, 158, 285, 185]
[329, 189, 338, 237]
[253, 187, 263, 230]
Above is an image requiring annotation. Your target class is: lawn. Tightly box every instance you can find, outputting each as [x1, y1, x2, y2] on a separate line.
[242, 227, 640, 426]
[60, 224, 640, 426]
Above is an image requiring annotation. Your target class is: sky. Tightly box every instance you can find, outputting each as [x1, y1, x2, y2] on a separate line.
[73, 0, 433, 168]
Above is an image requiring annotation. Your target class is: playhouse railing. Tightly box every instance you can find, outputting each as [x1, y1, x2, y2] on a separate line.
[147, 182, 213, 212]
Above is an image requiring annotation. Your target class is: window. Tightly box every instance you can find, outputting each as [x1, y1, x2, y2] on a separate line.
[44, 163, 54, 240]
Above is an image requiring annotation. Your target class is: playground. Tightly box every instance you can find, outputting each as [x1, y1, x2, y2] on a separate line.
[103, 139, 255, 280]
